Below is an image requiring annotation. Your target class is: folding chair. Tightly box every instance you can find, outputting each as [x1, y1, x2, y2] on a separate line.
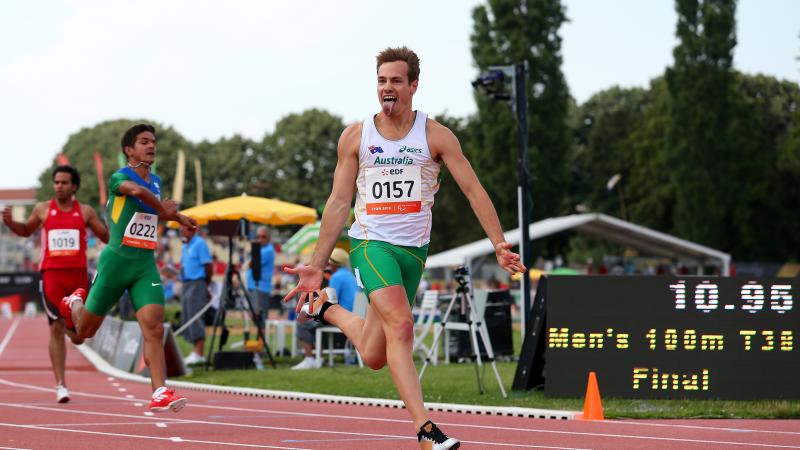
[315, 292, 367, 367]
[412, 290, 439, 364]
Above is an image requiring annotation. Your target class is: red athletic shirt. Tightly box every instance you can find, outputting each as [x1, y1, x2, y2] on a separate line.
[39, 199, 87, 270]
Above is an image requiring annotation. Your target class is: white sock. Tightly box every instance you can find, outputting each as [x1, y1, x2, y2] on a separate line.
[152, 386, 167, 398]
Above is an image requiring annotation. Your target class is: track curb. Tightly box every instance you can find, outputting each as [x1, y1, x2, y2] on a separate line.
[76, 341, 578, 420]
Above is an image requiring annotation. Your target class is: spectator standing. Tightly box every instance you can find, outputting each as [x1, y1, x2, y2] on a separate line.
[247, 226, 275, 321]
[180, 224, 212, 365]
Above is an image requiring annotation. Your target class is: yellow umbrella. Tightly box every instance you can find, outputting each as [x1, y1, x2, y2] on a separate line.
[167, 194, 317, 227]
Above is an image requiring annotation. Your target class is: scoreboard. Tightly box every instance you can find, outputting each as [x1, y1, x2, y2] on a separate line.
[541, 276, 798, 400]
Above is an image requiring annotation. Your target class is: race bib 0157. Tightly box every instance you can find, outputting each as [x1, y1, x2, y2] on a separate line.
[365, 166, 422, 215]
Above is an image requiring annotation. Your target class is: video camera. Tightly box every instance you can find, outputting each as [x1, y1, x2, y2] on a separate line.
[471, 69, 511, 101]
[471, 70, 505, 88]
[453, 266, 470, 289]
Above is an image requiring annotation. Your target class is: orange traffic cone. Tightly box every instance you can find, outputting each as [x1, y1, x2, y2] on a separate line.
[581, 371, 604, 420]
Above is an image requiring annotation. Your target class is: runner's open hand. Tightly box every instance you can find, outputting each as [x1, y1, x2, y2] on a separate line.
[282, 264, 324, 313]
[175, 213, 197, 230]
[495, 242, 525, 275]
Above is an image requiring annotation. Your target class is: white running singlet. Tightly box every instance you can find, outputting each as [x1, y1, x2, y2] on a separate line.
[348, 111, 441, 247]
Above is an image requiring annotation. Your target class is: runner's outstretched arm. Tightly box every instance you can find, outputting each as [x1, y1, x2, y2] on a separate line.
[430, 121, 525, 275]
[2, 203, 45, 237]
[117, 181, 196, 229]
[283, 122, 360, 309]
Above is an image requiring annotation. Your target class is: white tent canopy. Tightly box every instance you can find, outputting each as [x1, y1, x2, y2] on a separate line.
[425, 213, 731, 274]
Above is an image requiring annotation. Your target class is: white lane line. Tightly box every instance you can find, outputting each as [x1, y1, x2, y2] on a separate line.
[107, 377, 115, 381]
[0, 446, 32, 450]
[133, 403, 143, 407]
[0, 422, 309, 449]
[0, 402, 453, 447]
[112, 383, 120, 387]
[0, 318, 21, 358]
[156, 423, 167, 428]
[2, 376, 797, 443]
[125, 394, 135, 399]
[2, 402, 796, 450]
[143, 412, 154, 416]
[609, 419, 800, 435]
[38, 421, 169, 427]
[118, 388, 127, 392]
[285, 436, 579, 449]
[169, 437, 182, 442]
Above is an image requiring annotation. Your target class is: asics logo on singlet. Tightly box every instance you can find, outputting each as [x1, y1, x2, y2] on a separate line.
[369, 145, 384, 154]
[373, 155, 414, 165]
[398, 145, 422, 154]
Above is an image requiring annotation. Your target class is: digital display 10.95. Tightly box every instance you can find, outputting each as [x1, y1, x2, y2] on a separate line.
[544, 276, 799, 399]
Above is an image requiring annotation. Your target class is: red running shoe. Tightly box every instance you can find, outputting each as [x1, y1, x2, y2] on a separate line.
[149, 388, 188, 413]
[59, 288, 85, 330]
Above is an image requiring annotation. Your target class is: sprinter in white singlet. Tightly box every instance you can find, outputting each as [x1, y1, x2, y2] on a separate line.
[284, 47, 525, 450]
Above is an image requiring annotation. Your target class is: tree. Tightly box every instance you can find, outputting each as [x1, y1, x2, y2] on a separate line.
[37, 120, 193, 210]
[733, 73, 800, 259]
[469, 0, 572, 248]
[568, 86, 651, 218]
[194, 135, 262, 204]
[260, 109, 344, 209]
[665, 0, 738, 251]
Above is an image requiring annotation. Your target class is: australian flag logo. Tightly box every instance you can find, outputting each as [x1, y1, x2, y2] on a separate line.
[369, 145, 384, 154]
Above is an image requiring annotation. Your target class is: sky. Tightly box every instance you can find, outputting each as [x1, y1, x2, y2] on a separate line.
[0, 0, 797, 189]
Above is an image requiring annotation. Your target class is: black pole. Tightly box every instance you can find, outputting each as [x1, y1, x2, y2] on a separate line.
[515, 62, 532, 335]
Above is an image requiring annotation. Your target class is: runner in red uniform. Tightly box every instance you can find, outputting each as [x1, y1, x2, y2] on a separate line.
[2, 165, 108, 403]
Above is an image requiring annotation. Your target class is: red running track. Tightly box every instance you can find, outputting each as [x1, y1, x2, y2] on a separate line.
[1, 316, 798, 449]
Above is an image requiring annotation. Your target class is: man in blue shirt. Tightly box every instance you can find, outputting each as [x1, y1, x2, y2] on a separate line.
[327, 248, 357, 313]
[292, 247, 359, 370]
[180, 225, 212, 365]
[247, 226, 276, 321]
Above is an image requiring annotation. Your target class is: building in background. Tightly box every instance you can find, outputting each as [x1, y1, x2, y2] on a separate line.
[0, 188, 37, 271]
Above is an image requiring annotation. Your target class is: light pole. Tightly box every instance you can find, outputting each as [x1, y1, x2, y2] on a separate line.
[472, 62, 533, 335]
[606, 173, 627, 221]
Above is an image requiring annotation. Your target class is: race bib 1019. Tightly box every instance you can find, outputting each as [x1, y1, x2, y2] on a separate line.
[47, 229, 80, 256]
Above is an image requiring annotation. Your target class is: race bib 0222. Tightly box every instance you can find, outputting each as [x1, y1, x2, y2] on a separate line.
[122, 212, 158, 249]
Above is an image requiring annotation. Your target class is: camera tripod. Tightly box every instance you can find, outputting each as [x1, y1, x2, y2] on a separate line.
[418, 268, 507, 398]
[205, 234, 276, 370]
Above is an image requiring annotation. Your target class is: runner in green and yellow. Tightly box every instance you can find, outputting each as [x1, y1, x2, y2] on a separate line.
[60, 123, 196, 413]
[283, 47, 525, 450]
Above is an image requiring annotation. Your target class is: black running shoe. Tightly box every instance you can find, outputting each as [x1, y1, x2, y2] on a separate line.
[417, 420, 460, 450]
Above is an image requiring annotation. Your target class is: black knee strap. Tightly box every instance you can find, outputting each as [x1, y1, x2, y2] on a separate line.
[316, 301, 334, 325]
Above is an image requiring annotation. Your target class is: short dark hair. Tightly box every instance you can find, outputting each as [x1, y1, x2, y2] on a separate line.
[376, 46, 420, 83]
[121, 123, 156, 157]
[52, 165, 80, 190]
